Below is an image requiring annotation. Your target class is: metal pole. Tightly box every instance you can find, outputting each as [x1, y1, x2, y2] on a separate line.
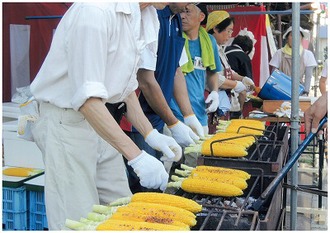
[290, 3, 301, 230]
[277, 14, 282, 49]
[314, 13, 321, 97]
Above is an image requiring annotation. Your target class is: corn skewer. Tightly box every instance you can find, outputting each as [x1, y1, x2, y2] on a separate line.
[180, 164, 251, 180]
[167, 177, 244, 197]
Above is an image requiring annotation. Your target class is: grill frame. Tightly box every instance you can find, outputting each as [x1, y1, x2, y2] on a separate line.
[198, 125, 289, 176]
[170, 168, 284, 230]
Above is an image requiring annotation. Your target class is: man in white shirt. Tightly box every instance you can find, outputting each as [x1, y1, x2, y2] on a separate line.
[30, 3, 181, 230]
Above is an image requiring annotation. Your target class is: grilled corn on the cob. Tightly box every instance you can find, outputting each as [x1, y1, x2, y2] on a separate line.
[96, 219, 190, 231]
[130, 192, 202, 214]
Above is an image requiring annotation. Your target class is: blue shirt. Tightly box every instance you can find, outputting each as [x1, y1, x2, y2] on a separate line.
[136, 6, 185, 131]
[170, 34, 221, 126]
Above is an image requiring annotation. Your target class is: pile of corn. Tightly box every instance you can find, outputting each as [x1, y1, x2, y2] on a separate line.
[2, 167, 42, 177]
[184, 132, 255, 157]
[167, 164, 251, 197]
[65, 192, 202, 231]
[216, 119, 265, 135]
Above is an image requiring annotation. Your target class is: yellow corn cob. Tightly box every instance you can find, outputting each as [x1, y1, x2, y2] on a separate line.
[210, 132, 255, 147]
[188, 172, 248, 190]
[2, 167, 39, 177]
[168, 177, 243, 197]
[130, 192, 202, 214]
[225, 119, 265, 135]
[193, 165, 251, 180]
[96, 219, 189, 231]
[201, 139, 248, 157]
[117, 202, 196, 226]
[109, 211, 189, 228]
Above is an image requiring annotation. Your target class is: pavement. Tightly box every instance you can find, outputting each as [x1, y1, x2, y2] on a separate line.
[284, 143, 328, 230]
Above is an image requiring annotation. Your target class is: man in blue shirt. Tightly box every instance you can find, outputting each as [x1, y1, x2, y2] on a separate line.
[123, 3, 205, 193]
[170, 3, 221, 166]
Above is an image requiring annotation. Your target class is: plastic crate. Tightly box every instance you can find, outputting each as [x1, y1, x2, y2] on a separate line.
[28, 191, 48, 230]
[2, 186, 27, 212]
[2, 186, 28, 230]
[2, 210, 28, 230]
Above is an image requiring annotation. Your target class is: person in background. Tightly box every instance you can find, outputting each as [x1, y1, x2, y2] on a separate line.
[225, 35, 254, 80]
[304, 92, 327, 135]
[169, 3, 221, 166]
[121, 2, 204, 193]
[319, 59, 328, 95]
[269, 25, 317, 96]
[206, 10, 255, 119]
[29, 3, 181, 230]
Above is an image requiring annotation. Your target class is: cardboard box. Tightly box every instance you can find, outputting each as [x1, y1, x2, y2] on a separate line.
[262, 100, 311, 114]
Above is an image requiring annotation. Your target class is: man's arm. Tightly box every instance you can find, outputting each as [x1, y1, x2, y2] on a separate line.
[173, 67, 194, 116]
[206, 70, 219, 92]
[319, 77, 327, 95]
[137, 68, 178, 126]
[79, 97, 142, 161]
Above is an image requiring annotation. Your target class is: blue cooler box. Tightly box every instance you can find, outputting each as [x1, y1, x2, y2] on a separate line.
[258, 69, 304, 100]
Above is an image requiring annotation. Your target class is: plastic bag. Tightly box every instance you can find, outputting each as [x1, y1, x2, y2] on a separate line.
[17, 98, 39, 141]
[11, 85, 33, 104]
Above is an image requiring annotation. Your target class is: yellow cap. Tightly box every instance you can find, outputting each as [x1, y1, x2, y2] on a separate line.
[206, 11, 230, 32]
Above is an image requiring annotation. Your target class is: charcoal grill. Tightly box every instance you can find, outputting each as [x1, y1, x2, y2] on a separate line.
[198, 125, 289, 176]
[171, 169, 283, 230]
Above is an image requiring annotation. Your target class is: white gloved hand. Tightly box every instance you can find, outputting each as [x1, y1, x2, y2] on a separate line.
[128, 151, 169, 191]
[205, 91, 219, 113]
[233, 81, 247, 93]
[168, 121, 199, 147]
[242, 76, 255, 88]
[184, 114, 205, 139]
[145, 129, 182, 162]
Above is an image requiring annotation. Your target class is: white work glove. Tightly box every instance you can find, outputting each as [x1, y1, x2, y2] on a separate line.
[145, 129, 182, 162]
[205, 91, 219, 113]
[128, 151, 169, 191]
[184, 114, 205, 139]
[233, 81, 247, 93]
[242, 76, 255, 90]
[168, 121, 199, 147]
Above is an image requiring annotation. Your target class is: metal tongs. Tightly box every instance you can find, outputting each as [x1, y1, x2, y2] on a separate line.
[251, 116, 327, 211]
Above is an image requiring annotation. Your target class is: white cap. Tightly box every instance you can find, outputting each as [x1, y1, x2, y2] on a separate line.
[282, 26, 310, 40]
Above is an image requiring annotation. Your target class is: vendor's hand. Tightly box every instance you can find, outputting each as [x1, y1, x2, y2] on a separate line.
[184, 114, 205, 139]
[242, 77, 255, 90]
[233, 81, 246, 93]
[128, 151, 169, 191]
[145, 129, 182, 162]
[304, 94, 328, 135]
[168, 121, 199, 147]
[205, 91, 219, 113]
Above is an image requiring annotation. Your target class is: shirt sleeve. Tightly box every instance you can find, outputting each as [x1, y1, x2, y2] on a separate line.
[269, 50, 281, 68]
[210, 35, 222, 72]
[68, 6, 111, 110]
[304, 50, 318, 67]
[321, 60, 328, 78]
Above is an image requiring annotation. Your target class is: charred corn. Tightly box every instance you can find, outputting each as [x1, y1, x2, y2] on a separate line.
[96, 219, 189, 231]
[168, 177, 243, 197]
[130, 192, 202, 214]
[185, 140, 247, 157]
[188, 172, 248, 190]
[110, 211, 189, 228]
[117, 202, 196, 226]
[181, 164, 251, 180]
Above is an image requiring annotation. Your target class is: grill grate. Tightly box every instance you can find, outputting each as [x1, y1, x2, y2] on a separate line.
[198, 125, 289, 176]
[171, 169, 283, 230]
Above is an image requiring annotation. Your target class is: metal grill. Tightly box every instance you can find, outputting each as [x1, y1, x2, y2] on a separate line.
[173, 170, 283, 230]
[198, 125, 289, 176]
[170, 124, 290, 230]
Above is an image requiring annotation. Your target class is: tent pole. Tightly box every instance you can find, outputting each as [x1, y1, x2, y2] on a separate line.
[290, 2, 301, 230]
